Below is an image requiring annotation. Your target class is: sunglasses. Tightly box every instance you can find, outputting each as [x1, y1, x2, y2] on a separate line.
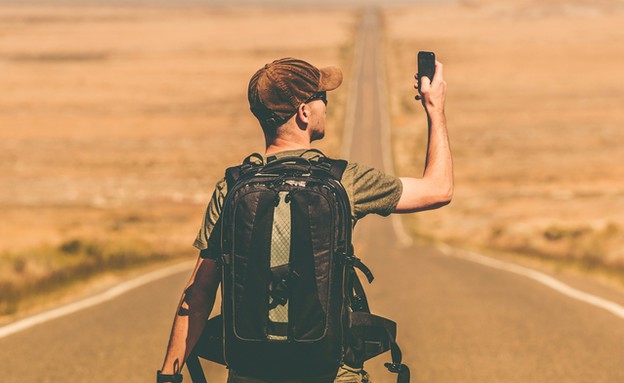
[305, 91, 328, 106]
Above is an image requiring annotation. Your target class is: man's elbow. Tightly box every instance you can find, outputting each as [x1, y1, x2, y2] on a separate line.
[395, 176, 453, 213]
[438, 184, 453, 206]
[394, 189, 452, 213]
[427, 176, 453, 208]
[428, 191, 452, 210]
[425, 172, 453, 209]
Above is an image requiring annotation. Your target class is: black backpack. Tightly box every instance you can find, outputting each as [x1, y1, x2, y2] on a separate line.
[186, 152, 410, 383]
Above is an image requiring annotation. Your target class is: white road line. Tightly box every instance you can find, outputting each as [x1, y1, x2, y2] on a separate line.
[341, 9, 367, 160]
[437, 244, 624, 321]
[0, 261, 195, 339]
[344, 10, 412, 247]
[374, 11, 413, 248]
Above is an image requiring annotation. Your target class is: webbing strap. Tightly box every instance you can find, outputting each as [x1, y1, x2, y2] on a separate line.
[187, 352, 207, 383]
[350, 270, 370, 312]
[350, 256, 374, 283]
[230, 152, 347, 190]
[225, 166, 240, 191]
[329, 160, 347, 181]
[315, 157, 347, 181]
[385, 340, 410, 383]
[349, 296, 410, 383]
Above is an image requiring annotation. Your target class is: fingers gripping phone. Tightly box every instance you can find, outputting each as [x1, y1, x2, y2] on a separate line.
[418, 51, 436, 91]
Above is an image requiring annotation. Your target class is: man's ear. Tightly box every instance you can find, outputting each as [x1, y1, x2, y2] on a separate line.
[296, 103, 310, 127]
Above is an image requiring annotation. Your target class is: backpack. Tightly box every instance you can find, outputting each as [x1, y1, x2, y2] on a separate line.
[186, 152, 410, 383]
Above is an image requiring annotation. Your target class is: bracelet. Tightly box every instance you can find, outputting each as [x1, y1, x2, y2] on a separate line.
[157, 370, 183, 383]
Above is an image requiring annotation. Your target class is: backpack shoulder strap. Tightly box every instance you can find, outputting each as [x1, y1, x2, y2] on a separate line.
[225, 166, 241, 191]
[225, 153, 264, 191]
[315, 156, 348, 181]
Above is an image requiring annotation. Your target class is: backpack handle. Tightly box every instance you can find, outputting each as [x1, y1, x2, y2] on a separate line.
[243, 153, 264, 166]
[260, 156, 312, 174]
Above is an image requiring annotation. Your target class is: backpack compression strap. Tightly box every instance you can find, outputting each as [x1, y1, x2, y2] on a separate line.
[348, 265, 410, 383]
[225, 151, 348, 190]
[348, 311, 411, 383]
[265, 149, 347, 181]
[186, 353, 207, 383]
[386, 340, 411, 383]
[185, 315, 226, 383]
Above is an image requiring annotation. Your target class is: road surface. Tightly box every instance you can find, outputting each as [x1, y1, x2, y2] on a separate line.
[2, 8, 624, 383]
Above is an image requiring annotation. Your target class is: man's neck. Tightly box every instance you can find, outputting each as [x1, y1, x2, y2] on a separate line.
[265, 137, 311, 156]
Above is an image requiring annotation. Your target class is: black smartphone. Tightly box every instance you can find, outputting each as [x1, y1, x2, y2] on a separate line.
[418, 51, 436, 90]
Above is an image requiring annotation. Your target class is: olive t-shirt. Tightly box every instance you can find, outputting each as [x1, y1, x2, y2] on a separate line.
[193, 149, 403, 252]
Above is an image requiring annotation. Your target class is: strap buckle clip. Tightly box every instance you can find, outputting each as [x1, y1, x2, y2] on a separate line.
[384, 362, 404, 373]
[157, 370, 183, 383]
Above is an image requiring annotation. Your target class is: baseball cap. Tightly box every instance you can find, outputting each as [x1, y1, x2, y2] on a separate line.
[248, 58, 343, 131]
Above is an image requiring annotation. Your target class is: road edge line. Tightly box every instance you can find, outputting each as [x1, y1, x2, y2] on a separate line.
[341, 9, 366, 160]
[374, 9, 413, 248]
[0, 260, 195, 339]
[437, 244, 624, 321]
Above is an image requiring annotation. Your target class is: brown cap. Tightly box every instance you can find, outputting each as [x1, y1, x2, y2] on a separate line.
[248, 58, 343, 131]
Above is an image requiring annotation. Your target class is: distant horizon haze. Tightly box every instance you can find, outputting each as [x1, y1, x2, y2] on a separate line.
[0, 0, 454, 6]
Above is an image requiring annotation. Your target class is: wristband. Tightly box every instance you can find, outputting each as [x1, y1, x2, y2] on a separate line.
[157, 370, 183, 383]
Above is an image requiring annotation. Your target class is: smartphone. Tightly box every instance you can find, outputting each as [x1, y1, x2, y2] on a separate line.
[418, 51, 436, 90]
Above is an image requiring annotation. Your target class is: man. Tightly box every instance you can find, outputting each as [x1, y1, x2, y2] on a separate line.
[159, 57, 452, 382]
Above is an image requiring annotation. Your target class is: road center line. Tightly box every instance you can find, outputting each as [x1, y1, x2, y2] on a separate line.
[340, 8, 367, 160]
[437, 243, 624, 321]
[345, 9, 412, 247]
[0, 261, 195, 339]
[373, 11, 413, 248]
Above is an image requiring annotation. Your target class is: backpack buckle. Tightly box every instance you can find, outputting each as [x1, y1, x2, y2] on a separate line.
[315, 159, 333, 172]
[219, 253, 232, 267]
[268, 267, 300, 309]
[384, 362, 404, 373]
[351, 295, 367, 311]
[385, 363, 411, 383]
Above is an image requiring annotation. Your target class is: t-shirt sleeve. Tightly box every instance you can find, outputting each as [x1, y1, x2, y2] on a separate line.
[193, 178, 228, 257]
[344, 162, 403, 220]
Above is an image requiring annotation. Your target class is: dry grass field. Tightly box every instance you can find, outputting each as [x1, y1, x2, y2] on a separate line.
[2, 0, 624, 317]
[384, 0, 624, 278]
[0, 5, 355, 316]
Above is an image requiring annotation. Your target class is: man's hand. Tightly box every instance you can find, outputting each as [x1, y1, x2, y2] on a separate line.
[415, 60, 446, 115]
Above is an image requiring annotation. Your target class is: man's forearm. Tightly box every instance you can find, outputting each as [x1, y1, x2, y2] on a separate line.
[160, 290, 212, 374]
[423, 110, 453, 200]
[161, 258, 220, 375]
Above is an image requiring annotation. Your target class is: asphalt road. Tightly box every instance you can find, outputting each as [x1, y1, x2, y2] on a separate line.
[346, 10, 624, 383]
[2, 8, 624, 383]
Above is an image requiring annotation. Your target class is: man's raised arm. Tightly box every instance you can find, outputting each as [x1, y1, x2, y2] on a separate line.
[395, 60, 453, 213]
